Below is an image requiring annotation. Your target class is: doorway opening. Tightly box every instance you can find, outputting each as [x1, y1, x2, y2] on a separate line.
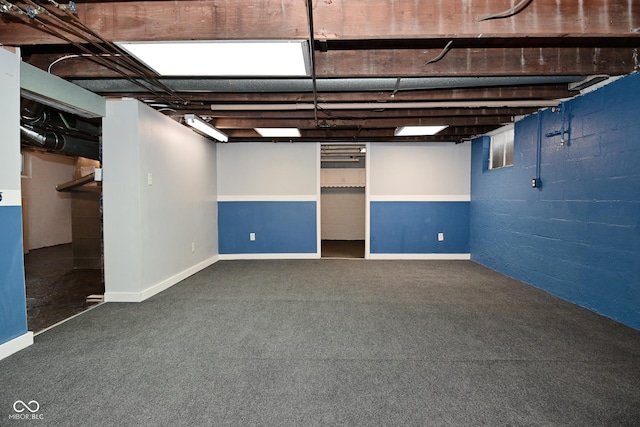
[320, 144, 366, 258]
[20, 98, 104, 333]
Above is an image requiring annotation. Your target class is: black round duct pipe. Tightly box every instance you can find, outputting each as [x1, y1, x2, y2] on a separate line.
[20, 125, 100, 160]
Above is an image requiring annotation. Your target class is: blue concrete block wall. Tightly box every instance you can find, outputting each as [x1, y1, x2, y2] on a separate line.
[370, 201, 470, 254]
[470, 72, 640, 329]
[0, 206, 28, 344]
[218, 201, 317, 254]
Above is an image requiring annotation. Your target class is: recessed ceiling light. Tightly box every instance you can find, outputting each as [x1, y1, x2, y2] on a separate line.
[255, 128, 301, 137]
[394, 125, 448, 136]
[116, 40, 309, 77]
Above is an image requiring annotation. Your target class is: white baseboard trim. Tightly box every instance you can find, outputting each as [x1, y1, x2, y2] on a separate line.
[219, 253, 320, 260]
[0, 332, 34, 362]
[368, 253, 471, 260]
[104, 255, 220, 302]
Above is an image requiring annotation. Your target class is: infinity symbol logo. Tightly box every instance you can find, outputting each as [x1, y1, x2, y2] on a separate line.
[13, 400, 40, 413]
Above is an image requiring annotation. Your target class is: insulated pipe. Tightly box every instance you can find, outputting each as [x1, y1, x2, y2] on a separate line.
[210, 100, 561, 111]
[71, 75, 583, 94]
[20, 125, 100, 160]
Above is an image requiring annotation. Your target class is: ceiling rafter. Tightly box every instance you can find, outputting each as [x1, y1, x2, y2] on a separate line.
[1, 0, 639, 143]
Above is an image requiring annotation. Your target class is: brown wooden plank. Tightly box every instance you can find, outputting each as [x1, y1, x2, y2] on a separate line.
[200, 107, 538, 119]
[314, 47, 639, 77]
[1, 0, 638, 45]
[104, 85, 573, 104]
[209, 115, 515, 129]
[29, 46, 639, 78]
[312, 0, 640, 39]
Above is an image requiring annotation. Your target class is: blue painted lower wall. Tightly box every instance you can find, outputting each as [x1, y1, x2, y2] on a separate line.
[0, 206, 28, 345]
[370, 201, 470, 254]
[470, 72, 640, 330]
[218, 201, 317, 254]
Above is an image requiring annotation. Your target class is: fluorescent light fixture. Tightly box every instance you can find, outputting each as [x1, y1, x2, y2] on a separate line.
[184, 114, 228, 142]
[394, 125, 448, 136]
[116, 40, 309, 76]
[255, 128, 301, 138]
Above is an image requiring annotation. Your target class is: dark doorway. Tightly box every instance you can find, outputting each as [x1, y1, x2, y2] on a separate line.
[320, 144, 366, 258]
[321, 240, 365, 259]
[24, 243, 104, 333]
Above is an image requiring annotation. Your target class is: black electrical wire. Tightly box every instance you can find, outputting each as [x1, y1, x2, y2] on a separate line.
[424, 40, 453, 65]
[306, 0, 319, 128]
[40, 0, 187, 104]
[4, 0, 186, 107]
[478, 0, 533, 22]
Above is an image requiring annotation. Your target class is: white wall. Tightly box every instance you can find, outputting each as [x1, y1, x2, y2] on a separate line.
[369, 142, 471, 199]
[217, 143, 318, 197]
[103, 99, 218, 302]
[21, 151, 74, 249]
[0, 50, 21, 197]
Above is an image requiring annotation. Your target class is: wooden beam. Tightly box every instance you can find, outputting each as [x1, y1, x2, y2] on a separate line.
[27, 46, 639, 78]
[0, 0, 309, 44]
[1, 0, 638, 45]
[209, 115, 515, 129]
[201, 107, 538, 119]
[312, 0, 640, 39]
[227, 134, 480, 143]
[314, 47, 639, 77]
[101, 85, 574, 104]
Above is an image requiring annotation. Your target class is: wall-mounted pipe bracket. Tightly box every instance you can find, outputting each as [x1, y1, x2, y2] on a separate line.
[545, 102, 570, 146]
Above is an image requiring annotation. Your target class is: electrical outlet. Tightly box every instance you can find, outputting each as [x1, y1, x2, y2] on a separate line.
[147, 173, 153, 185]
[191, 242, 195, 253]
[438, 233, 444, 241]
[250, 232, 256, 241]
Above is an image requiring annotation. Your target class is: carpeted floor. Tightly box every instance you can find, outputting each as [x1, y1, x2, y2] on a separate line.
[1, 259, 639, 426]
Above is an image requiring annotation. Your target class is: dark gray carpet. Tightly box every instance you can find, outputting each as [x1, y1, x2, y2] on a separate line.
[2, 260, 639, 426]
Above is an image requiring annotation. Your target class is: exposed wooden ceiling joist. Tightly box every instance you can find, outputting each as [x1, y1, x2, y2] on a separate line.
[22, 46, 639, 78]
[1, 0, 638, 143]
[1, 0, 638, 44]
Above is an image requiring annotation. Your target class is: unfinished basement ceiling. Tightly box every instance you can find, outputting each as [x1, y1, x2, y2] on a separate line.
[1, 0, 639, 143]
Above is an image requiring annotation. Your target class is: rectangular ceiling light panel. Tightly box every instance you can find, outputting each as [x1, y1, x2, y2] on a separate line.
[394, 125, 448, 136]
[116, 40, 309, 77]
[255, 128, 301, 137]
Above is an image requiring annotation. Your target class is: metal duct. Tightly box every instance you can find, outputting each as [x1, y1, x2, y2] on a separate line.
[20, 125, 100, 160]
[70, 75, 584, 94]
